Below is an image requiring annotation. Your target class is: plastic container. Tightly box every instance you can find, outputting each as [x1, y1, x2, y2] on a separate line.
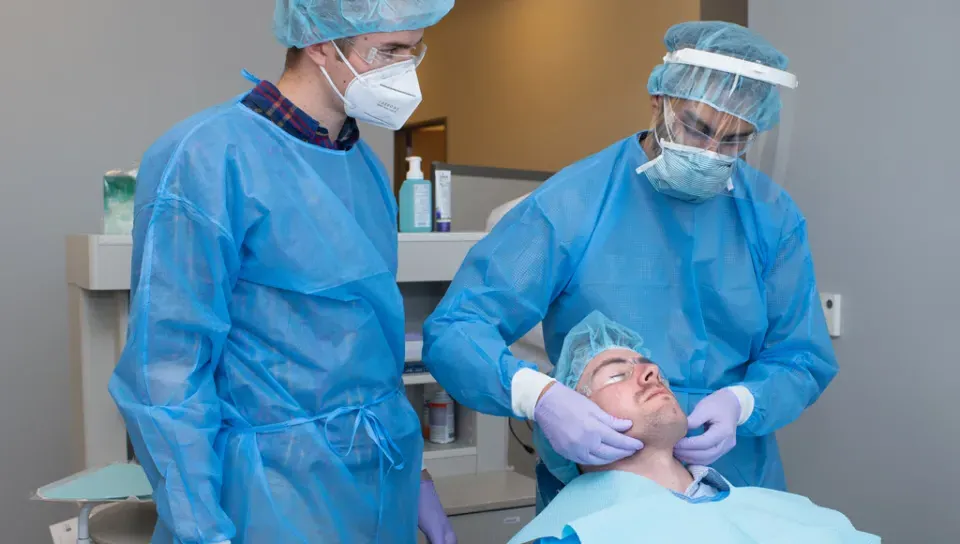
[427, 390, 456, 444]
[433, 167, 452, 232]
[398, 156, 432, 233]
[103, 168, 138, 235]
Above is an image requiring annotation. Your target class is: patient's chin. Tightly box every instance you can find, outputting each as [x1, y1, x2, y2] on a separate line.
[636, 406, 688, 447]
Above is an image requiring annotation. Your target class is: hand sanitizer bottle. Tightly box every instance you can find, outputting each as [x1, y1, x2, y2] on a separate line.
[399, 156, 432, 233]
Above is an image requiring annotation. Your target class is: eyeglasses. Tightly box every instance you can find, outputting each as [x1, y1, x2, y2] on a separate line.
[577, 358, 670, 398]
[354, 41, 428, 68]
[663, 101, 755, 157]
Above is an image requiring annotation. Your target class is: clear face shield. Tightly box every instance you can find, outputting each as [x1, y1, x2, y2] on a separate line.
[638, 48, 799, 202]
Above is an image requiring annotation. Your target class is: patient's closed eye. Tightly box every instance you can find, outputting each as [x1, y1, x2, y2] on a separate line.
[597, 362, 636, 385]
[603, 372, 629, 386]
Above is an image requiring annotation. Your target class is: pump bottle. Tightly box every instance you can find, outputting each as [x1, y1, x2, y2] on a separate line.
[399, 156, 432, 233]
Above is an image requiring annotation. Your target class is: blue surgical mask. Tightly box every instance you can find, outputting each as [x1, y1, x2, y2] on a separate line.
[636, 134, 737, 203]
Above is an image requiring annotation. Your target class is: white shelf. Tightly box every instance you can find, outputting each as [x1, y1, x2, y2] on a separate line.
[402, 373, 436, 385]
[66, 232, 486, 290]
[396, 232, 485, 283]
[424, 439, 478, 460]
[398, 232, 485, 243]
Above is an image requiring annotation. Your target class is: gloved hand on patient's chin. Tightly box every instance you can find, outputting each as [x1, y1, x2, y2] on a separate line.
[673, 388, 740, 465]
[419, 479, 457, 544]
[534, 383, 644, 465]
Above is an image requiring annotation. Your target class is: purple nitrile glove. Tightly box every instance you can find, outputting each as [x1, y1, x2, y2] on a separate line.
[534, 383, 644, 465]
[674, 388, 741, 465]
[418, 480, 457, 544]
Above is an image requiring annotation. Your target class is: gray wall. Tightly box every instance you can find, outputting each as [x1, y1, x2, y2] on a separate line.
[0, 1, 391, 541]
[444, 168, 547, 232]
[363, 122, 396, 188]
[751, 2, 959, 542]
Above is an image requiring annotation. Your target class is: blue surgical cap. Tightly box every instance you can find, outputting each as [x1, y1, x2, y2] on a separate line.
[535, 311, 651, 485]
[647, 21, 789, 132]
[274, 0, 455, 48]
[552, 311, 650, 392]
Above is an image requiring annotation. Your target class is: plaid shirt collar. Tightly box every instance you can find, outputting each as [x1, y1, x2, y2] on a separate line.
[241, 79, 359, 150]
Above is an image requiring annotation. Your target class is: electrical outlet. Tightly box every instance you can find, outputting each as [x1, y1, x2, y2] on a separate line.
[819, 293, 842, 338]
[49, 517, 78, 544]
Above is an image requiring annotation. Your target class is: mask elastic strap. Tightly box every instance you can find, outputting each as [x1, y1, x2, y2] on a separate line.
[636, 136, 664, 175]
[636, 119, 667, 175]
[319, 65, 356, 110]
[320, 40, 369, 109]
[332, 40, 365, 81]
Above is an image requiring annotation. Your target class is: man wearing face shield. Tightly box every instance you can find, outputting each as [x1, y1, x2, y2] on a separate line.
[422, 21, 837, 511]
[108, 1, 457, 543]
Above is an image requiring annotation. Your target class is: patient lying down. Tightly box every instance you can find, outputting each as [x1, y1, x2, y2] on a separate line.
[510, 312, 879, 544]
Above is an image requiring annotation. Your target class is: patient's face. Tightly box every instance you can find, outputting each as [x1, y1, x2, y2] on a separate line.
[576, 349, 688, 448]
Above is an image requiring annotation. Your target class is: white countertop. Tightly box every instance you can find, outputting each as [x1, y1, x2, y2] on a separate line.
[434, 470, 536, 516]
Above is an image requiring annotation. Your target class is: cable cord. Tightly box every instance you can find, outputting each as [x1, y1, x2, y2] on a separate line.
[509, 418, 535, 455]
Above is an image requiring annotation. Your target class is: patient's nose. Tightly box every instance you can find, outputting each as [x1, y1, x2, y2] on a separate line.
[637, 362, 660, 384]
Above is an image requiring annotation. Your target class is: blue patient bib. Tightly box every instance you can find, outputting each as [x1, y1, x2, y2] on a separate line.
[508, 471, 880, 544]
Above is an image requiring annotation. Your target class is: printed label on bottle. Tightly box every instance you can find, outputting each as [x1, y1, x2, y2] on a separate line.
[428, 402, 455, 443]
[435, 170, 452, 221]
[413, 185, 431, 228]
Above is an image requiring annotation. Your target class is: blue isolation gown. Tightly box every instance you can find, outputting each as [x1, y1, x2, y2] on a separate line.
[423, 133, 837, 502]
[109, 94, 421, 543]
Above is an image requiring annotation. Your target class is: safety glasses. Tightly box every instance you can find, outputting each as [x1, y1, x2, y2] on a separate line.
[663, 99, 756, 157]
[355, 41, 428, 68]
[578, 358, 670, 398]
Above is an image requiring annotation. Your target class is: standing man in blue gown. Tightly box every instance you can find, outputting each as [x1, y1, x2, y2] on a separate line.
[109, 1, 458, 542]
